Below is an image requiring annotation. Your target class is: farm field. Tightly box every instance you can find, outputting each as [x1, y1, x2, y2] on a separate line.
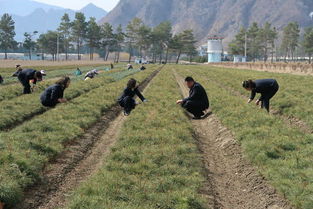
[0, 64, 312, 209]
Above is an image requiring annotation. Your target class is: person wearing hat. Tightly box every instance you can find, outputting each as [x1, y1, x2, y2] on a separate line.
[176, 77, 209, 119]
[41, 76, 70, 107]
[242, 79, 279, 113]
[18, 69, 43, 94]
[118, 78, 147, 116]
[84, 69, 98, 80]
[127, 63, 133, 70]
[12, 64, 23, 77]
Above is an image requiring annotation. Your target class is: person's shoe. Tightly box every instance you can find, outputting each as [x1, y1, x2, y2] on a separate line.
[124, 111, 130, 116]
[192, 116, 202, 120]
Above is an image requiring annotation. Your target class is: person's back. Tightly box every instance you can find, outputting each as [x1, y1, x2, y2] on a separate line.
[188, 82, 209, 109]
[254, 79, 277, 93]
[41, 84, 64, 107]
[19, 69, 36, 80]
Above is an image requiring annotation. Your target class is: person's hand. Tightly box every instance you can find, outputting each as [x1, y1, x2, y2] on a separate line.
[143, 99, 148, 103]
[247, 99, 252, 104]
[255, 100, 261, 106]
[176, 100, 183, 105]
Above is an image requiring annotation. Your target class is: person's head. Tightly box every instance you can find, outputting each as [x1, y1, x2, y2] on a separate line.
[56, 76, 71, 89]
[35, 71, 43, 81]
[127, 78, 137, 89]
[185, 76, 195, 89]
[242, 80, 255, 91]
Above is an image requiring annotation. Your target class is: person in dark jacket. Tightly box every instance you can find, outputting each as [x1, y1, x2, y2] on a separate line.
[84, 69, 98, 80]
[118, 78, 146, 116]
[18, 69, 43, 94]
[242, 79, 279, 112]
[41, 76, 70, 107]
[127, 63, 133, 70]
[140, 65, 146, 71]
[177, 77, 209, 119]
[0, 75, 3, 84]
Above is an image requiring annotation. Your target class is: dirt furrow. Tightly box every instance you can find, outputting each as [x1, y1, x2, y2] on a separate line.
[13, 67, 162, 209]
[173, 69, 292, 209]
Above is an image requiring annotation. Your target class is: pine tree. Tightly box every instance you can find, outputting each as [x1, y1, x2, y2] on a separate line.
[0, 13, 16, 59]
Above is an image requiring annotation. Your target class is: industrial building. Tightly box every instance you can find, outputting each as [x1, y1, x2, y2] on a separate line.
[207, 36, 224, 63]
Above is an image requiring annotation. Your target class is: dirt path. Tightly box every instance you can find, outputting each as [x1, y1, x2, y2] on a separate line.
[173, 69, 292, 209]
[14, 68, 162, 209]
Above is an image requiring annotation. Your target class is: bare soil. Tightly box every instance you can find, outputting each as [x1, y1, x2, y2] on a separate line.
[173, 69, 292, 209]
[13, 67, 162, 209]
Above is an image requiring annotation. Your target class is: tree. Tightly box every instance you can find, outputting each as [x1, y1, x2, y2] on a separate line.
[125, 18, 144, 62]
[229, 27, 247, 57]
[152, 21, 172, 63]
[170, 34, 184, 64]
[86, 17, 101, 60]
[113, 24, 125, 63]
[302, 27, 313, 63]
[180, 30, 197, 62]
[71, 12, 87, 60]
[58, 13, 72, 60]
[0, 13, 16, 59]
[23, 31, 38, 60]
[258, 22, 277, 62]
[38, 31, 64, 61]
[247, 22, 261, 61]
[100, 22, 114, 61]
[281, 22, 300, 61]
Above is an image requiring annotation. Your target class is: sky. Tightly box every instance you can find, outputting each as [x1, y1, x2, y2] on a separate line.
[34, 0, 119, 11]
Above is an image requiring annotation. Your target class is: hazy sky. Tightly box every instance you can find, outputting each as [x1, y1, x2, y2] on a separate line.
[34, 0, 120, 11]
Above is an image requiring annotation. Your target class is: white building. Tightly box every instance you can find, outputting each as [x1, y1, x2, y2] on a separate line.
[207, 36, 224, 63]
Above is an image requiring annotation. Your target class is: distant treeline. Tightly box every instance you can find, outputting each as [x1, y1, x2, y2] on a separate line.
[229, 22, 313, 63]
[0, 13, 198, 63]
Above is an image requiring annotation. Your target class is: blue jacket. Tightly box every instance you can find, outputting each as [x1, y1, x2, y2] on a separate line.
[40, 84, 64, 107]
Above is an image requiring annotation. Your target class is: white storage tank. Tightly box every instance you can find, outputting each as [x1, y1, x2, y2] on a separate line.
[207, 36, 224, 63]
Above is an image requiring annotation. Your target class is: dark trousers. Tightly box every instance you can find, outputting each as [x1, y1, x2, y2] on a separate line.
[182, 100, 206, 117]
[18, 79, 31, 94]
[261, 83, 279, 112]
[119, 96, 136, 113]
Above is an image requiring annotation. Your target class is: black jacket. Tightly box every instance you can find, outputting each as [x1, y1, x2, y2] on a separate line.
[18, 69, 37, 85]
[183, 82, 209, 109]
[118, 87, 145, 103]
[40, 84, 64, 107]
[250, 79, 279, 100]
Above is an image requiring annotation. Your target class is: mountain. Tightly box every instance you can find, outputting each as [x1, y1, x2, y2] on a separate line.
[0, 0, 107, 41]
[100, 0, 313, 45]
[0, 0, 64, 16]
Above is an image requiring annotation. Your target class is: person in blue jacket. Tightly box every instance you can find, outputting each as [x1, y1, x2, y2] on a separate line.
[18, 69, 43, 94]
[40, 76, 71, 107]
[177, 77, 210, 119]
[242, 79, 279, 113]
[118, 78, 146, 116]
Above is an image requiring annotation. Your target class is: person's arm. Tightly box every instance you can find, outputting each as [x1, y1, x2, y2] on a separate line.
[248, 90, 256, 103]
[135, 88, 145, 102]
[183, 85, 200, 104]
[51, 87, 66, 103]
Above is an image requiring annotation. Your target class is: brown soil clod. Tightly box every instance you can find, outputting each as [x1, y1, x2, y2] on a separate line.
[173, 69, 292, 209]
[13, 66, 163, 209]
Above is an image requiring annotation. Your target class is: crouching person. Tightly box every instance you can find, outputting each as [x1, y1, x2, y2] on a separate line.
[18, 69, 44, 94]
[41, 76, 71, 107]
[118, 78, 146, 116]
[177, 77, 209, 119]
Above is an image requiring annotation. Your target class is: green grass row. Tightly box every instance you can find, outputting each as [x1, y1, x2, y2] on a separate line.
[0, 68, 156, 207]
[0, 68, 146, 131]
[0, 64, 116, 85]
[177, 66, 313, 209]
[189, 65, 313, 129]
[0, 65, 112, 102]
[65, 67, 209, 209]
